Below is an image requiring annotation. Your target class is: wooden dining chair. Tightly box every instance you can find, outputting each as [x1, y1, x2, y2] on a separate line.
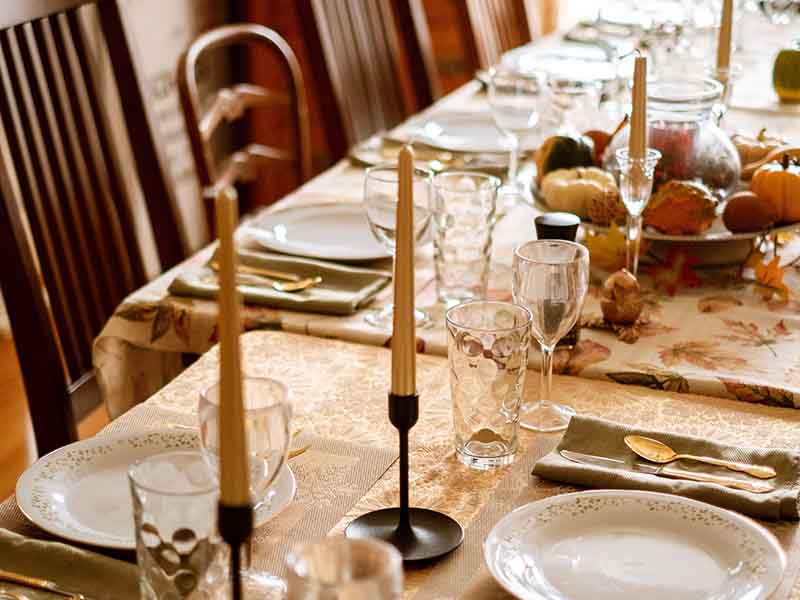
[177, 24, 312, 226]
[0, 0, 183, 456]
[458, 0, 534, 69]
[296, 0, 437, 161]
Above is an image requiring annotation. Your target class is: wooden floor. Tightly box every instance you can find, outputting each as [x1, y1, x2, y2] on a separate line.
[0, 336, 108, 499]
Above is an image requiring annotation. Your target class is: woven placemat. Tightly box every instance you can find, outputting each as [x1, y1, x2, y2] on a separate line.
[0, 433, 397, 582]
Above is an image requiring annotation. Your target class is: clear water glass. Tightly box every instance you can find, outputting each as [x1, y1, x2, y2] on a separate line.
[287, 537, 403, 599]
[614, 148, 661, 276]
[547, 77, 603, 135]
[363, 163, 433, 328]
[512, 241, 590, 432]
[432, 171, 499, 307]
[129, 450, 227, 599]
[488, 68, 548, 212]
[199, 377, 292, 598]
[705, 63, 743, 125]
[445, 301, 532, 469]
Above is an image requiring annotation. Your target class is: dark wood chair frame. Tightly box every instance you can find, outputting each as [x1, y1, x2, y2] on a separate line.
[177, 23, 312, 227]
[0, 0, 185, 456]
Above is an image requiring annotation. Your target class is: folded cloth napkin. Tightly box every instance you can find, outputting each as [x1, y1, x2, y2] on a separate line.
[0, 528, 138, 599]
[532, 415, 800, 521]
[169, 248, 391, 316]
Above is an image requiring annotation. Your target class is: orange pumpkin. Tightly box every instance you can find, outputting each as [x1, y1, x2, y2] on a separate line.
[750, 155, 800, 223]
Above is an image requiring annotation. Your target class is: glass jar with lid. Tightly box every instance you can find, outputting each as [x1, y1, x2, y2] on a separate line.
[604, 77, 741, 197]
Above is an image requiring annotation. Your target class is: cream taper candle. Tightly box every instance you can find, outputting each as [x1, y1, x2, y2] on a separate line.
[629, 54, 647, 162]
[717, 0, 733, 72]
[215, 186, 250, 506]
[391, 146, 416, 397]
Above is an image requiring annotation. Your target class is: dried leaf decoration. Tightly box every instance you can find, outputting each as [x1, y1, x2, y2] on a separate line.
[647, 247, 702, 296]
[607, 363, 690, 393]
[719, 379, 796, 408]
[583, 226, 649, 273]
[754, 256, 790, 302]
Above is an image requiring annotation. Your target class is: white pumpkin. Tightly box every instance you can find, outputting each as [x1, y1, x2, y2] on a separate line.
[540, 167, 618, 218]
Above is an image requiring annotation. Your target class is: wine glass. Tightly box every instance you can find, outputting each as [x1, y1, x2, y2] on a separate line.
[199, 376, 292, 599]
[363, 163, 433, 328]
[488, 68, 548, 213]
[615, 148, 661, 276]
[512, 240, 590, 432]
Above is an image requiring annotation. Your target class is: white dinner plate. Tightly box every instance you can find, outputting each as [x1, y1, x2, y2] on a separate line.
[16, 430, 296, 550]
[484, 490, 785, 600]
[248, 203, 390, 262]
[403, 113, 512, 153]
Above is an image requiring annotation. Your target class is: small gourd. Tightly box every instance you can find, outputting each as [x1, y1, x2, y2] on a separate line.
[540, 167, 618, 219]
[750, 154, 800, 224]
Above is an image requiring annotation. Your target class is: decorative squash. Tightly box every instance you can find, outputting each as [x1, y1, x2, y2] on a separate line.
[731, 129, 786, 167]
[773, 42, 800, 103]
[722, 191, 778, 233]
[750, 154, 800, 223]
[540, 167, 617, 218]
[643, 180, 716, 235]
[535, 135, 594, 183]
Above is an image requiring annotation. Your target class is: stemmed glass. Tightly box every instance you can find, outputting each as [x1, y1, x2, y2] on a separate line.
[199, 377, 292, 599]
[363, 163, 433, 328]
[614, 148, 661, 276]
[488, 68, 548, 212]
[512, 240, 590, 432]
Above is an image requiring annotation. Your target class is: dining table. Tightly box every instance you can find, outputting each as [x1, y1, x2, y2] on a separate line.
[5, 12, 799, 599]
[94, 50, 800, 420]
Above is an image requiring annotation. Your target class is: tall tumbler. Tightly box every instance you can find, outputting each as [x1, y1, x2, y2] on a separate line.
[432, 172, 500, 307]
[129, 450, 227, 599]
[445, 300, 532, 469]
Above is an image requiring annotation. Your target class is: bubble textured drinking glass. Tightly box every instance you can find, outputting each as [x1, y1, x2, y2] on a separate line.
[615, 148, 661, 276]
[129, 450, 227, 600]
[199, 377, 292, 599]
[363, 164, 433, 328]
[445, 301, 532, 469]
[286, 537, 403, 599]
[488, 68, 548, 213]
[512, 240, 590, 432]
[432, 171, 499, 307]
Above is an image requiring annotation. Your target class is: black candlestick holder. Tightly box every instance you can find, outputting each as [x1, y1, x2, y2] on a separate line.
[219, 503, 253, 600]
[346, 393, 464, 561]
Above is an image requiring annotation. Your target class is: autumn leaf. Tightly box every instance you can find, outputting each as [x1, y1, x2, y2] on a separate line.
[647, 247, 702, 296]
[115, 303, 159, 321]
[718, 318, 792, 357]
[754, 256, 791, 302]
[658, 340, 748, 371]
[719, 379, 796, 408]
[583, 226, 649, 273]
[625, 363, 691, 393]
[173, 308, 191, 346]
[697, 294, 743, 313]
[150, 304, 174, 343]
[553, 339, 611, 375]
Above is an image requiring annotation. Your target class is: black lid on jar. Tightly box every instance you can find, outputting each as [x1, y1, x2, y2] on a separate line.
[535, 212, 581, 242]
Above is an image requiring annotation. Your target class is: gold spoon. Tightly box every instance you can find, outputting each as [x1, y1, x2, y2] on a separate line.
[624, 435, 777, 480]
[201, 273, 322, 293]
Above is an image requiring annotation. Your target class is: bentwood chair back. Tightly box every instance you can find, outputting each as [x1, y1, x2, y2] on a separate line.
[296, 0, 437, 161]
[178, 24, 312, 226]
[0, 0, 182, 456]
[459, 0, 535, 69]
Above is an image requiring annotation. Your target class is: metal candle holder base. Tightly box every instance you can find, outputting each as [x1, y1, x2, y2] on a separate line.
[346, 393, 464, 561]
[219, 503, 253, 600]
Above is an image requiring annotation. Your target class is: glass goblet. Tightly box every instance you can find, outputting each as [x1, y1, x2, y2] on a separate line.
[488, 68, 548, 213]
[614, 148, 662, 276]
[363, 163, 433, 329]
[512, 240, 590, 432]
[199, 377, 292, 599]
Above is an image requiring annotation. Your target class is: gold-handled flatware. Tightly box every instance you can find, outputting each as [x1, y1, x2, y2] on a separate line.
[209, 260, 301, 282]
[560, 450, 775, 493]
[202, 272, 322, 293]
[624, 435, 777, 479]
[0, 570, 86, 599]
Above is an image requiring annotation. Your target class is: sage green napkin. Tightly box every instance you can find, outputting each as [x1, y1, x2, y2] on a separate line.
[169, 248, 391, 316]
[533, 415, 800, 521]
[0, 528, 138, 599]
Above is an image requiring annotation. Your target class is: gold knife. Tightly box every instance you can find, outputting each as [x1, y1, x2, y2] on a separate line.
[560, 450, 775, 494]
[0, 569, 87, 599]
